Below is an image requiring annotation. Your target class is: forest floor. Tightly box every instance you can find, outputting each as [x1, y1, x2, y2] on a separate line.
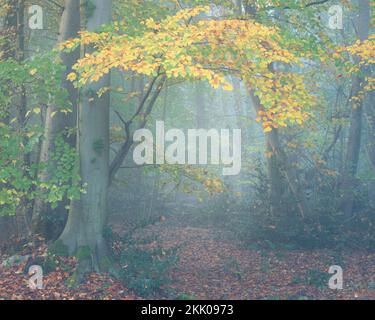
[126, 214, 375, 300]
[1, 213, 375, 300]
[0, 242, 137, 300]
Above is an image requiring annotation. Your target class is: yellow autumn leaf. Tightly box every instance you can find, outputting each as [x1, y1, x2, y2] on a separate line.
[264, 126, 273, 133]
[29, 68, 37, 76]
[223, 83, 233, 91]
[67, 72, 77, 81]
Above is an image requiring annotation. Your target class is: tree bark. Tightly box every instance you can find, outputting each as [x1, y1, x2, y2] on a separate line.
[249, 91, 284, 215]
[14, 0, 31, 236]
[32, 0, 80, 240]
[365, 92, 375, 209]
[58, 0, 112, 275]
[0, 1, 27, 238]
[340, 0, 370, 218]
[0, 0, 17, 124]
[250, 90, 309, 218]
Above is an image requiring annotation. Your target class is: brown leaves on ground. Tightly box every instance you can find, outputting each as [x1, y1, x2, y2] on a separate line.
[1, 217, 375, 300]
[0, 244, 137, 300]
[133, 217, 375, 300]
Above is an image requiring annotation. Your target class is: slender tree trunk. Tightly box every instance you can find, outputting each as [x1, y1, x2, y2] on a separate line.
[365, 92, 375, 208]
[1, 0, 17, 58]
[244, 3, 309, 219]
[31, 0, 80, 240]
[232, 77, 253, 147]
[244, 2, 284, 216]
[234, 0, 243, 14]
[58, 0, 112, 275]
[0, 1, 25, 240]
[249, 91, 284, 215]
[250, 90, 309, 218]
[16, 0, 26, 126]
[340, 0, 370, 218]
[366, 93, 375, 168]
[14, 0, 31, 236]
[231, 77, 243, 130]
[0, 0, 17, 123]
[195, 82, 206, 128]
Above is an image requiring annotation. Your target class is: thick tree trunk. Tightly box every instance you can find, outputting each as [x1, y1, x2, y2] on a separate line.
[58, 0, 112, 275]
[340, 0, 370, 218]
[32, 0, 80, 240]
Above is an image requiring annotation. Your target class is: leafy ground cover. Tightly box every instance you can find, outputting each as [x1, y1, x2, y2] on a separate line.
[1, 215, 375, 300]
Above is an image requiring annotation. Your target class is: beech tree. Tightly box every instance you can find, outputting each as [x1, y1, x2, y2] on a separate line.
[32, 0, 80, 240]
[340, 0, 371, 218]
[1, 0, 374, 295]
[57, 0, 113, 274]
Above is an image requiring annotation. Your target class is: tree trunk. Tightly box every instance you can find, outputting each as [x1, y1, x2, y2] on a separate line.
[195, 82, 206, 128]
[243, 0, 284, 216]
[250, 90, 309, 219]
[365, 91, 375, 209]
[243, 3, 309, 219]
[14, 0, 31, 236]
[32, 0, 80, 240]
[0, 0, 17, 123]
[1, 0, 17, 58]
[231, 77, 244, 130]
[340, 0, 370, 218]
[0, 1, 28, 239]
[57, 0, 112, 275]
[249, 91, 284, 215]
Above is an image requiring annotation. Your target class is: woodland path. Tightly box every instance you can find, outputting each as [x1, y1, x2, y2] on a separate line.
[1, 214, 374, 300]
[119, 214, 375, 300]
